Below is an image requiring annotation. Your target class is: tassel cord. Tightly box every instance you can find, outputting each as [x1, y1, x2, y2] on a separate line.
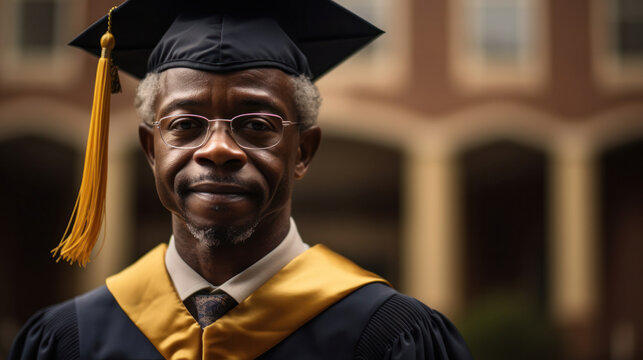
[51, 31, 114, 266]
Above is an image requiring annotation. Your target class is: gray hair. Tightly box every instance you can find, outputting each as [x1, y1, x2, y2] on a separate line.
[289, 74, 322, 130]
[134, 72, 161, 125]
[134, 72, 321, 129]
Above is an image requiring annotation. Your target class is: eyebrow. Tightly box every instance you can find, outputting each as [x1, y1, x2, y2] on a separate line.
[236, 97, 285, 114]
[159, 99, 203, 115]
[158, 88, 288, 118]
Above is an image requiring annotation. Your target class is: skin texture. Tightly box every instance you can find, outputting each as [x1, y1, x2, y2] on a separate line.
[139, 67, 321, 285]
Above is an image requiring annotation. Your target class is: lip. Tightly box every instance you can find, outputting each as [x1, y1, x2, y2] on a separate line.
[186, 182, 252, 204]
[188, 182, 250, 195]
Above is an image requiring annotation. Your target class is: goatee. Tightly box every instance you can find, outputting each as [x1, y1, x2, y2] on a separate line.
[185, 221, 259, 248]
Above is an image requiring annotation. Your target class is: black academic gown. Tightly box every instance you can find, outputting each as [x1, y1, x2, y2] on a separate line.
[10, 245, 472, 360]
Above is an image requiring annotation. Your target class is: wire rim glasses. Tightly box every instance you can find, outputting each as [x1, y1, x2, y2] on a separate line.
[152, 112, 297, 150]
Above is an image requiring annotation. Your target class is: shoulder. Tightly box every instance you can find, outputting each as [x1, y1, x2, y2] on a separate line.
[259, 282, 395, 359]
[9, 297, 80, 360]
[10, 286, 162, 360]
[355, 291, 473, 360]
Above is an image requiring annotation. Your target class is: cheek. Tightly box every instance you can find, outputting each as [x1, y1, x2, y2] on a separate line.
[153, 146, 189, 211]
[250, 151, 291, 205]
[252, 151, 286, 190]
[259, 143, 298, 203]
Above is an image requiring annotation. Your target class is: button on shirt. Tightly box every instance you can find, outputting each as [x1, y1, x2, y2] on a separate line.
[165, 218, 309, 303]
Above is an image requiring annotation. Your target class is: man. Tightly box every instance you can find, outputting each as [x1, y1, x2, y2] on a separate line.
[10, 0, 472, 359]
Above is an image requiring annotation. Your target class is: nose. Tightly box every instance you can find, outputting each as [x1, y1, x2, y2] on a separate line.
[192, 121, 247, 166]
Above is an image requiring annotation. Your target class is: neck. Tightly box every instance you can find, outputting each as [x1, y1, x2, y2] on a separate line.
[172, 213, 290, 286]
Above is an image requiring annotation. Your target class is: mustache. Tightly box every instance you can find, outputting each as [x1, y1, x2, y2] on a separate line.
[176, 173, 258, 196]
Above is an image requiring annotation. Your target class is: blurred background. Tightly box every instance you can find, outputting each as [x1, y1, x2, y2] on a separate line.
[1, 0, 643, 359]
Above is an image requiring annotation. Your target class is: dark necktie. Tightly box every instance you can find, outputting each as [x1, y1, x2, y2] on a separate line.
[191, 291, 238, 328]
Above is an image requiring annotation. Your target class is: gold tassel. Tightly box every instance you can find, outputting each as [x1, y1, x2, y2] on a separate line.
[51, 7, 118, 266]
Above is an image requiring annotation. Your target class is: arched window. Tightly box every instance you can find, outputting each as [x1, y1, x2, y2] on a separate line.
[459, 140, 549, 305]
[0, 136, 80, 357]
[599, 137, 643, 359]
[293, 135, 402, 285]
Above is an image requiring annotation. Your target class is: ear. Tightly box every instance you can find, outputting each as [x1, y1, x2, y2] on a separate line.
[294, 126, 322, 179]
[139, 123, 156, 170]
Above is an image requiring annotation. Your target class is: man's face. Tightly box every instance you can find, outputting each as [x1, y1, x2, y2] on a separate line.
[139, 67, 319, 247]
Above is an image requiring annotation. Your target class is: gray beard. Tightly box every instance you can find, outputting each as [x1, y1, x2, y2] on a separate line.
[185, 221, 259, 248]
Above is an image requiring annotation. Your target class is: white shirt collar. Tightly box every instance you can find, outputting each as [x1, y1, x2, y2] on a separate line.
[165, 218, 309, 303]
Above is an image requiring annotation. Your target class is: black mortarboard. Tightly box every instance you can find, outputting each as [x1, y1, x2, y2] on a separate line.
[69, 0, 383, 80]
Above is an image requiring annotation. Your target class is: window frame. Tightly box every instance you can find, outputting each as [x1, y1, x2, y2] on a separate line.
[592, 0, 643, 89]
[1, 0, 85, 86]
[449, 0, 548, 92]
[317, 0, 411, 92]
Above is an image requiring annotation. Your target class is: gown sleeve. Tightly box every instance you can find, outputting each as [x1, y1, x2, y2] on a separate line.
[354, 294, 473, 360]
[9, 299, 80, 360]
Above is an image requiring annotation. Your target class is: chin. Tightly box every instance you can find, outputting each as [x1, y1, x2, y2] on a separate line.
[186, 220, 259, 248]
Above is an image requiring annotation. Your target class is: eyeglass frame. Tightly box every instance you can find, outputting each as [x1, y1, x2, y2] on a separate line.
[151, 112, 298, 150]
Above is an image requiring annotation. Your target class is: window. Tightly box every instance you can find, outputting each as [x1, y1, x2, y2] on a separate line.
[334, 0, 387, 60]
[450, 0, 547, 91]
[473, 1, 525, 65]
[18, 0, 59, 54]
[320, 0, 409, 89]
[610, 0, 643, 62]
[0, 0, 84, 85]
[593, 0, 643, 87]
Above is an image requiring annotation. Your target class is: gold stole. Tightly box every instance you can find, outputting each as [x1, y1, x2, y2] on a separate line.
[106, 244, 388, 359]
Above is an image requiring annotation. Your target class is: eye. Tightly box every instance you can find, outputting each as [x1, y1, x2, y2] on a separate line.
[234, 115, 279, 132]
[166, 116, 206, 131]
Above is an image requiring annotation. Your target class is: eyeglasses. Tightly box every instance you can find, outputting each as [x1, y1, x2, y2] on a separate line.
[152, 113, 297, 150]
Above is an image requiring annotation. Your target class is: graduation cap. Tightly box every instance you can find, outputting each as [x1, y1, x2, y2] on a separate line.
[70, 0, 383, 80]
[52, 0, 383, 266]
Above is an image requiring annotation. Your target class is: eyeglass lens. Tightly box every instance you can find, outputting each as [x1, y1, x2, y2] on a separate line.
[158, 114, 285, 149]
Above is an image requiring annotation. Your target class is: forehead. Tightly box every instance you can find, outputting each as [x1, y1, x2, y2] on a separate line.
[156, 67, 295, 116]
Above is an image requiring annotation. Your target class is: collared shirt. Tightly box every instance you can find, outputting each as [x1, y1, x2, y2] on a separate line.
[165, 218, 309, 303]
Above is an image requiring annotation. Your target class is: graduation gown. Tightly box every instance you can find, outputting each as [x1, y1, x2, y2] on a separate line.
[10, 244, 472, 360]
